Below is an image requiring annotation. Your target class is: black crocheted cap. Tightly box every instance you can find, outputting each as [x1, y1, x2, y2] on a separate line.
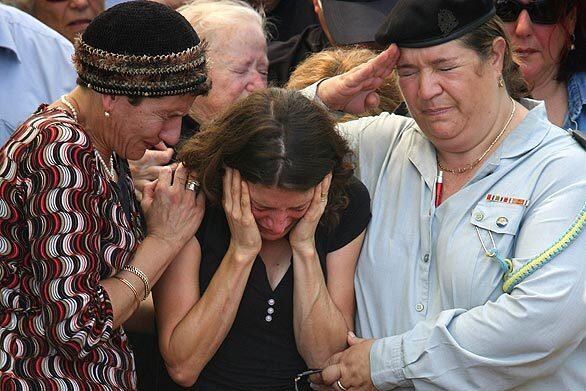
[73, 1, 210, 97]
[83, 1, 198, 56]
[375, 0, 495, 48]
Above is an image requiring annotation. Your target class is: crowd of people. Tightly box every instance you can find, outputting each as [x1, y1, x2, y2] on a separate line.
[0, 0, 584, 390]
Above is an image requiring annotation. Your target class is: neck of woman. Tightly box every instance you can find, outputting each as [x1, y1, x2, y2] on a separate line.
[189, 99, 214, 125]
[532, 79, 568, 127]
[71, 88, 114, 160]
[437, 95, 521, 172]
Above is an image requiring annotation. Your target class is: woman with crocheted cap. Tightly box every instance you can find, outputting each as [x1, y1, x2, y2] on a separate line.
[0, 2, 209, 389]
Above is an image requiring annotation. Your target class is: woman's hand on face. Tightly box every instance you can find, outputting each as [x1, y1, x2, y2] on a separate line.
[142, 163, 205, 252]
[289, 173, 332, 255]
[223, 167, 262, 261]
[130, 142, 175, 200]
[318, 44, 400, 115]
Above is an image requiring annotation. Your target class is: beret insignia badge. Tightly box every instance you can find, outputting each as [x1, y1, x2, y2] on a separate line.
[438, 9, 458, 35]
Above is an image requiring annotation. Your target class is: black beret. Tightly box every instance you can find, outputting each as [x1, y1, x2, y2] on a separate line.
[375, 0, 495, 48]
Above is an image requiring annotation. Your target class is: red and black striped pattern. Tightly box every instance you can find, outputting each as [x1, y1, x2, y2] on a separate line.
[0, 106, 144, 390]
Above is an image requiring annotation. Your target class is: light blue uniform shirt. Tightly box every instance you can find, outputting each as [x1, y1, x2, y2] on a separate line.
[0, 4, 77, 146]
[564, 71, 586, 133]
[336, 103, 586, 390]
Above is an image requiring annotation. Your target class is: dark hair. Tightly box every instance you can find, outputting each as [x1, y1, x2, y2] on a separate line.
[555, 0, 585, 81]
[178, 88, 354, 229]
[459, 16, 529, 100]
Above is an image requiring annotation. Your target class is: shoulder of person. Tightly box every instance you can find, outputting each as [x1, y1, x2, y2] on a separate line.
[0, 4, 73, 53]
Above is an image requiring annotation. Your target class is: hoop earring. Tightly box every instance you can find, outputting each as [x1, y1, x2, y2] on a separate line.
[104, 111, 110, 118]
[498, 75, 505, 88]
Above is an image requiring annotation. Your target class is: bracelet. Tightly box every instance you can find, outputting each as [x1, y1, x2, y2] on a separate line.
[113, 276, 140, 305]
[123, 264, 150, 300]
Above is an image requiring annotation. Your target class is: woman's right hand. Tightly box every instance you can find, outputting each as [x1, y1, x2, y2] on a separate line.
[318, 44, 400, 114]
[223, 167, 262, 261]
[142, 163, 205, 253]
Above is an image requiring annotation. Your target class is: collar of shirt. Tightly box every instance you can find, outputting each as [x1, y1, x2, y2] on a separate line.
[565, 72, 586, 130]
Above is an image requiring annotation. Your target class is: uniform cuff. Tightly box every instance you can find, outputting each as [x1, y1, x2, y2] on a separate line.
[370, 335, 408, 390]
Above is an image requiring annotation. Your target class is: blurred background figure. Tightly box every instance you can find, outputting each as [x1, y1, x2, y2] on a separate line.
[3, 0, 105, 42]
[496, 0, 585, 131]
[268, 0, 399, 86]
[130, 0, 269, 198]
[0, 3, 76, 145]
[247, 0, 318, 41]
[286, 47, 403, 121]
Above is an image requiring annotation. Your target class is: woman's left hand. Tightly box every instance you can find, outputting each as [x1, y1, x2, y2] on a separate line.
[311, 332, 376, 391]
[289, 173, 332, 254]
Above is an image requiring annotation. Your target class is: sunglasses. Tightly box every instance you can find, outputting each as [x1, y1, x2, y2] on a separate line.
[294, 369, 322, 391]
[495, 0, 563, 25]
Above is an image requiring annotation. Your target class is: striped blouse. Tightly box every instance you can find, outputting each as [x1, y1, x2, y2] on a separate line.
[0, 106, 144, 390]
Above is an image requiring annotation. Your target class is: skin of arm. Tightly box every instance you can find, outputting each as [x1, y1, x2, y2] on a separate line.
[154, 168, 262, 387]
[103, 164, 205, 330]
[293, 231, 366, 368]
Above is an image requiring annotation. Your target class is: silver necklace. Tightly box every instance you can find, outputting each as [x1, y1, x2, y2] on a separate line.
[60, 95, 78, 121]
[95, 150, 116, 182]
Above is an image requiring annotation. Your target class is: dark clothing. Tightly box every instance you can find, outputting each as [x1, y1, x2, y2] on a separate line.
[158, 178, 371, 390]
[266, 0, 318, 42]
[268, 24, 330, 87]
[181, 115, 201, 141]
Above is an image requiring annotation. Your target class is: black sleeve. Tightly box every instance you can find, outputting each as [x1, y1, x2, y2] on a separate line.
[326, 177, 371, 253]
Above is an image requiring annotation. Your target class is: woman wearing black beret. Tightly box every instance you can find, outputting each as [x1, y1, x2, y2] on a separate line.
[306, 0, 585, 389]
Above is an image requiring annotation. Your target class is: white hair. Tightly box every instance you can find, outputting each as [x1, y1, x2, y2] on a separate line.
[178, 0, 268, 52]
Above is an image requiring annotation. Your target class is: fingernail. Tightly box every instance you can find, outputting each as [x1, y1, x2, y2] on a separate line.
[348, 331, 356, 338]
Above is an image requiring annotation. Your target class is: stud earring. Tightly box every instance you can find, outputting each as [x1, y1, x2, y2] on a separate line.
[498, 75, 505, 88]
[104, 111, 110, 118]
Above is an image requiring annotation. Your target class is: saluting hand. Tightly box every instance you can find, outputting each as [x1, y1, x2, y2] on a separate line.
[318, 44, 400, 115]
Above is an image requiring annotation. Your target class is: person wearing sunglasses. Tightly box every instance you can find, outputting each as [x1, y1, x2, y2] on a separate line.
[496, 0, 585, 132]
[299, 0, 585, 389]
[5, 0, 104, 43]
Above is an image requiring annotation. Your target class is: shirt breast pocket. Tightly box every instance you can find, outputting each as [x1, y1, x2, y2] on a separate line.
[467, 201, 525, 302]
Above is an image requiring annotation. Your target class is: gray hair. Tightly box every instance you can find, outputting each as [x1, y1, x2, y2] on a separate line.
[178, 0, 268, 52]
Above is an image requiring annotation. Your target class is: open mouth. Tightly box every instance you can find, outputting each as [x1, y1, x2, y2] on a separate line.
[68, 19, 92, 28]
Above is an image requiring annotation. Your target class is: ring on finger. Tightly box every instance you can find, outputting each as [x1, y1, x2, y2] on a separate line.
[337, 380, 348, 391]
[186, 179, 200, 192]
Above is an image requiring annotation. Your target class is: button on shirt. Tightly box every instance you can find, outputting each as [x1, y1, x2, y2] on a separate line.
[0, 4, 76, 146]
[337, 104, 586, 389]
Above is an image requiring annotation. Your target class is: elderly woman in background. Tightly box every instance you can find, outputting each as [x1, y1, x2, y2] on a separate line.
[154, 88, 370, 390]
[301, 0, 585, 389]
[0, 2, 209, 389]
[496, 0, 585, 131]
[130, 0, 268, 197]
[286, 47, 403, 122]
[4, 0, 104, 42]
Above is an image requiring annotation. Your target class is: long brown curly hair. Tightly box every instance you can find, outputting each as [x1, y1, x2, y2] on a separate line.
[178, 88, 355, 230]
